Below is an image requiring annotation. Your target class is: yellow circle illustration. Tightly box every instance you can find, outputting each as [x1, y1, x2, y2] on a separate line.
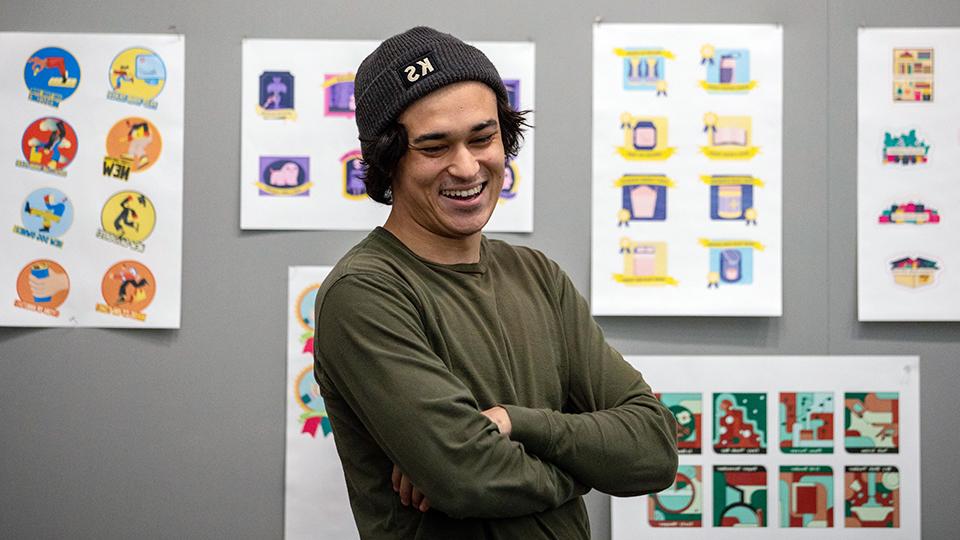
[108, 47, 166, 102]
[100, 191, 156, 242]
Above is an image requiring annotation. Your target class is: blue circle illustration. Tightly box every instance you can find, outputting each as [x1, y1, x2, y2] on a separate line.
[21, 188, 74, 237]
[24, 47, 81, 102]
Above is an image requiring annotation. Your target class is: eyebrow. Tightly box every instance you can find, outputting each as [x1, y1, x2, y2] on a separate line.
[410, 119, 498, 145]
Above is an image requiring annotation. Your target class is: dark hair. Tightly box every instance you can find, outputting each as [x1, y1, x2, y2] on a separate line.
[360, 94, 532, 205]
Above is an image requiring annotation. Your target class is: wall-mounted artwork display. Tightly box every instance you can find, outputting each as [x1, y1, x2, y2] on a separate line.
[611, 356, 919, 538]
[858, 28, 960, 320]
[285, 266, 359, 540]
[241, 39, 535, 232]
[592, 24, 782, 316]
[0, 32, 184, 328]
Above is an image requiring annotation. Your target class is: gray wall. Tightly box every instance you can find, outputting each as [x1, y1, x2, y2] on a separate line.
[1, 0, 957, 538]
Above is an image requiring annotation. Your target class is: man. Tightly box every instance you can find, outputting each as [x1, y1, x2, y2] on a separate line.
[314, 27, 678, 539]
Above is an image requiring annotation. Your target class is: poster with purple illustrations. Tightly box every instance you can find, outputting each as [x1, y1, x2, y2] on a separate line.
[242, 39, 535, 232]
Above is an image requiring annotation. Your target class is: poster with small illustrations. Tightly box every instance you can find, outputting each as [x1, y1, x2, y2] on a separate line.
[0, 32, 184, 328]
[285, 266, 359, 540]
[242, 39, 535, 232]
[611, 356, 919, 539]
[591, 24, 782, 316]
[858, 28, 960, 321]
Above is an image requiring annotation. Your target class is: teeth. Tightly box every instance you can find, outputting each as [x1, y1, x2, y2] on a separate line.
[441, 183, 484, 198]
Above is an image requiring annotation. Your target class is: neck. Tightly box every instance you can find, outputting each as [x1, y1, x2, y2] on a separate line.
[383, 213, 482, 265]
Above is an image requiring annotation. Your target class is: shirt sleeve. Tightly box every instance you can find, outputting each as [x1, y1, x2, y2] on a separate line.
[501, 269, 679, 497]
[314, 273, 586, 519]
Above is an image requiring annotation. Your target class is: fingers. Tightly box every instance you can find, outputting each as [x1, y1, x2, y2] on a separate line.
[392, 465, 430, 512]
[28, 276, 50, 297]
[411, 485, 424, 508]
[391, 464, 401, 493]
[398, 471, 413, 507]
[410, 484, 429, 512]
[480, 405, 513, 436]
[50, 270, 69, 292]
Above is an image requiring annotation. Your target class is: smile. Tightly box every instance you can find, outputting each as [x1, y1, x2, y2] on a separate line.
[440, 182, 486, 200]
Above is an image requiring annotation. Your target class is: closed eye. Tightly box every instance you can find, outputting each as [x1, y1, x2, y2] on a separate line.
[471, 134, 496, 146]
[415, 144, 447, 156]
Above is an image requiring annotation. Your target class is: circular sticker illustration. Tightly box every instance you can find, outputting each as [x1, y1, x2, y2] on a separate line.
[294, 365, 331, 437]
[16, 259, 70, 308]
[23, 47, 81, 105]
[20, 117, 78, 170]
[108, 47, 166, 102]
[21, 188, 74, 236]
[296, 284, 321, 332]
[100, 191, 156, 242]
[295, 365, 325, 414]
[105, 117, 162, 173]
[295, 284, 321, 354]
[100, 260, 156, 312]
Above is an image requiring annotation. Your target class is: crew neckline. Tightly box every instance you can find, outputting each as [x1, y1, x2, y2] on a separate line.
[372, 227, 487, 274]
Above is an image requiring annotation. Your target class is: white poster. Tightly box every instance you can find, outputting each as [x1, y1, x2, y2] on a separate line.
[285, 266, 358, 539]
[612, 356, 920, 538]
[0, 32, 184, 328]
[858, 28, 960, 321]
[591, 24, 782, 316]
[242, 39, 535, 232]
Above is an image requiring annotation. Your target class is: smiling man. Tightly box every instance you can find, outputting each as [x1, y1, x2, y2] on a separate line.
[313, 27, 678, 539]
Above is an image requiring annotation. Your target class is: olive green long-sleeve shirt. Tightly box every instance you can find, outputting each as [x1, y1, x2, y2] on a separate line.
[314, 228, 677, 539]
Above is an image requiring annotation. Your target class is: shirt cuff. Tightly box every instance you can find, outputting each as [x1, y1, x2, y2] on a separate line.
[501, 404, 555, 458]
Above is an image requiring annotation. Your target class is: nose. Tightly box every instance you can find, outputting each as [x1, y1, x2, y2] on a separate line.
[446, 143, 480, 179]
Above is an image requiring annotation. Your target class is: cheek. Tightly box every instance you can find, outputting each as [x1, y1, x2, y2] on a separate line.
[481, 147, 506, 175]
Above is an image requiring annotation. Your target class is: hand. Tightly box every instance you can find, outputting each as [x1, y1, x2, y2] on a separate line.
[481, 406, 512, 437]
[29, 269, 69, 299]
[392, 464, 430, 512]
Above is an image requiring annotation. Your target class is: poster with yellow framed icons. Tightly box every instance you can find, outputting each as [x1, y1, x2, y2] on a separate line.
[0, 32, 184, 328]
[592, 24, 782, 316]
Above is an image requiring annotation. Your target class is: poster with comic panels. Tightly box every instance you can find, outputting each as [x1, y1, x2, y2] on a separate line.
[611, 356, 919, 539]
[591, 24, 782, 316]
[285, 266, 359, 540]
[858, 28, 960, 320]
[242, 39, 535, 232]
[0, 32, 184, 328]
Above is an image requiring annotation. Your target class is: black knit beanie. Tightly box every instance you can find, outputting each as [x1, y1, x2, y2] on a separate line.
[354, 26, 508, 142]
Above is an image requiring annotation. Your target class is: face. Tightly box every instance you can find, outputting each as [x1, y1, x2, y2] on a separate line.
[390, 81, 505, 242]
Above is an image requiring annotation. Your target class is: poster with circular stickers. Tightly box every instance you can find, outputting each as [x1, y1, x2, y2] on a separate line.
[285, 266, 357, 540]
[1, 32, 184, 328]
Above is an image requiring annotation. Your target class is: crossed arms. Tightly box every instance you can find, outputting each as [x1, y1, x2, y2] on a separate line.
[314, 270, 678, 520]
